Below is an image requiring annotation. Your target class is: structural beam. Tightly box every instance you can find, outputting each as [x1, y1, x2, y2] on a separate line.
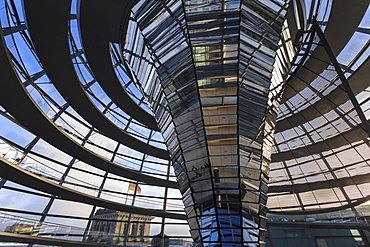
[23, 0, 168, 159]
[0, 156, 186, 220]
[0, 26, 177, 188]
[282, 0, 369, 103]
[276, 56, 370, 132]
[0, 232, 113, 247]
[312, 18, 370, 137]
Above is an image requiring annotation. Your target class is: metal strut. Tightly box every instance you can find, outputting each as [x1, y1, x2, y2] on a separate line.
[312, 18, 370, 137]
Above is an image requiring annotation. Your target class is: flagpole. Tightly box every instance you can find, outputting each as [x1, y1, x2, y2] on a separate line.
[124, 184, 130, 205]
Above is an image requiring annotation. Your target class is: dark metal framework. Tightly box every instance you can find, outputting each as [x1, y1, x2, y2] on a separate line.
[0, 0, 368, 246]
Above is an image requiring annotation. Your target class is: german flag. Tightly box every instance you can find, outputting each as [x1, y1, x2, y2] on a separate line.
[128, 183, 141, 194]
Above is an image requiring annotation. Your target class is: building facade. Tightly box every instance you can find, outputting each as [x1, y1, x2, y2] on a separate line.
[88, 209, 153, 245]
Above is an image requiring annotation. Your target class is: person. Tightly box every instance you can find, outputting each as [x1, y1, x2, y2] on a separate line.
[192, 166, 199, 176]
[204, 162, 210, 168]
